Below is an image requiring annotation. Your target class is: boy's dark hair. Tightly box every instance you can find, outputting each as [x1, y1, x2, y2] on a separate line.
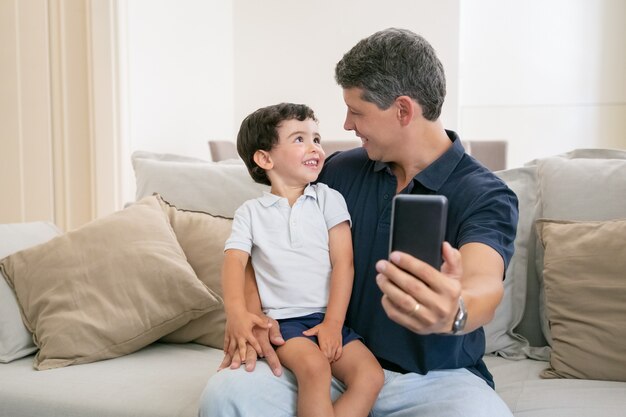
[335, 28, 446, 121]
[237, 103, 317, 186]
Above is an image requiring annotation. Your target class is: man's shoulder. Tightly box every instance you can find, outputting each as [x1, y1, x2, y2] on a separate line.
[451, 155, 513, 195]
[309, 182, 348, 208]
[319, 147, 373, 186]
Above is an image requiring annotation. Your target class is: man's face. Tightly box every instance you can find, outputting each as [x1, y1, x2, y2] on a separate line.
[342, 87, 399, 161]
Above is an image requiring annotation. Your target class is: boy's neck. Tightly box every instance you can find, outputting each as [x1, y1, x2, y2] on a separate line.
[270, 184, 308, 206]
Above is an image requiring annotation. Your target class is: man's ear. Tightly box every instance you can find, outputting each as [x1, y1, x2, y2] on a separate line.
[395, 96, 418, 126]
[253, 150, 273, 170]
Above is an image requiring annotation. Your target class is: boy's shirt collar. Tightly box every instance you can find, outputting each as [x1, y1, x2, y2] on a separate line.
[258, 184, 317, 207]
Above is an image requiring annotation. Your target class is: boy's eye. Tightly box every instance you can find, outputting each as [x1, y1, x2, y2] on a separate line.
[314, 138, 321, 144]
[295, 136, 304, 143]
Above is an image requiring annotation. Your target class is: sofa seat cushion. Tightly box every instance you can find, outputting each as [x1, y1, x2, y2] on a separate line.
[0, 343, 222, 417]
[485, 355, 626, 417]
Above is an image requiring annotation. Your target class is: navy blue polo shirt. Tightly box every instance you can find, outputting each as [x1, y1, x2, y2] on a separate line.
[317, 130, 518, 388]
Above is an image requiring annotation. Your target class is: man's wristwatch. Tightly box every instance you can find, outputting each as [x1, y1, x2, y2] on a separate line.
[451, 296, 467, 335]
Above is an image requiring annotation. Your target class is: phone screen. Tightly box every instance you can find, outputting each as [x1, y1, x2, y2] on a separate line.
[389, 194, 448, 269]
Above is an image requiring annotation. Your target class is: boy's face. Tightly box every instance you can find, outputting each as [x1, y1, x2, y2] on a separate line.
[266, 118, 325, 187]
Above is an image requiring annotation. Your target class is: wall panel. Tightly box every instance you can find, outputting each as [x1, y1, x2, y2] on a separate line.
[0, 0, 55, 225]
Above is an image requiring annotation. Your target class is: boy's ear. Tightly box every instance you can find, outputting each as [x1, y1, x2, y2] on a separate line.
[253, 150, 273, 170]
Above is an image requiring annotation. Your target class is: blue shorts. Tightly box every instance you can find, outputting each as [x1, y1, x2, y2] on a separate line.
[276, 312, 362, 346]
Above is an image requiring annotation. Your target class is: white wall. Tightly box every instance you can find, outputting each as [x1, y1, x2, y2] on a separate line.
[120, 0, 461, 202]
[460, 0, 626, 168]
[233, 0, 460, 141]
[120, 0, 234, 202]
[120, 0, 626, 203]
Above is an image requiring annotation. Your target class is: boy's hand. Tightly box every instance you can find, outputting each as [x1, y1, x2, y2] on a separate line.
[303, 321, 343, 363]
[224, 310, 271, 365]
[219, 316, 285, 376]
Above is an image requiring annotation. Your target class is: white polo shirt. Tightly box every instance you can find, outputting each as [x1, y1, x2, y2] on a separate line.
[225, 183, 351, 320]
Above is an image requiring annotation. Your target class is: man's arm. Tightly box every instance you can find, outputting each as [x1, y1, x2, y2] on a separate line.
[375, 241, 504, 335]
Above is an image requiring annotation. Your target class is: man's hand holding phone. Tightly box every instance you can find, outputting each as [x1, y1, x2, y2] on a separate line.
[377, 194, 463, 334]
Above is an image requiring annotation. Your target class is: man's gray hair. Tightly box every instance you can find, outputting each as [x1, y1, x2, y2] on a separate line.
[335, 28, 446, 121]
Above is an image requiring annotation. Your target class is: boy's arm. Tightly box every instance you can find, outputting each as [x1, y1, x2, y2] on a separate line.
[303, 220, 354, 362]
[222, 249, 268, 361]
[220, 258, 285, 375]
[244, 260, 262, 315]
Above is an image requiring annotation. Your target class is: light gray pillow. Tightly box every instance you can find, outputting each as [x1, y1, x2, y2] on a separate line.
[0, 222, 60, 363]
[132, 151, 267, 217]
[486, 166, 540, 358]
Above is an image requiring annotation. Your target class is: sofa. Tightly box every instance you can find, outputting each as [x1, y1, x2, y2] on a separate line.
[1, 147, 625, 417]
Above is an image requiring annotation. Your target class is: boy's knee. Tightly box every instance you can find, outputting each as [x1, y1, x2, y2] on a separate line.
[295, 353, 331, 381]
[351, 362, 384, 394]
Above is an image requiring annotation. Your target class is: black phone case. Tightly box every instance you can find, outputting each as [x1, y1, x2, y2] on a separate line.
[388, 194, 448, 269]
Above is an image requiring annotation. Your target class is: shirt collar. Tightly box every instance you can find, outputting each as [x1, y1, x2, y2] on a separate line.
[373, 130, 465, 192]
[258, 183, 317, 207]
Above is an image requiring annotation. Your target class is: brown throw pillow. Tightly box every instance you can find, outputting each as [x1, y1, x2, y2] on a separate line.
[0, 196, 220, 370]
[537, 218, 626, 381]
[157, 196, 231, 348]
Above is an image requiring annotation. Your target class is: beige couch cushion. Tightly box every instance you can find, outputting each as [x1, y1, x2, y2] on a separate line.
[0, 196, 220, 370]
[535, 154, 626, 345]
[158, 196, 231, 348]
[537, 219, 626, 381]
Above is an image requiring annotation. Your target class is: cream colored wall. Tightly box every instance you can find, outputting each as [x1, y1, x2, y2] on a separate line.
[459, 0, 626, 168]
[1, 0, 55, 225]
[0, 0, 120, 230]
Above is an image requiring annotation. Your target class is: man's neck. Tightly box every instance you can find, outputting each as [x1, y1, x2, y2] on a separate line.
[391, 121, 451, 193]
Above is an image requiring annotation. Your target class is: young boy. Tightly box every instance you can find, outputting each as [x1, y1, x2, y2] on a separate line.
[221, 103, 383, 417]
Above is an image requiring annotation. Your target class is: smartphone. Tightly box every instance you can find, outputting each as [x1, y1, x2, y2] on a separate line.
[388, 194, 448, 270]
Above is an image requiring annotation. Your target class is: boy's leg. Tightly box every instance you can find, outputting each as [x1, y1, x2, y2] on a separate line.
[371, 368, 514, 417]
[276, 338, 334, 417]
[330, 340, 385, 417]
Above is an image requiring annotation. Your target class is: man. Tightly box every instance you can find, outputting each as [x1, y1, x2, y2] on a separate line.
[199, 28, 518, 417]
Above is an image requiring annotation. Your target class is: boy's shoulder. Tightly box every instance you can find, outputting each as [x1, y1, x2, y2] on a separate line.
[309, 182, 343, 200]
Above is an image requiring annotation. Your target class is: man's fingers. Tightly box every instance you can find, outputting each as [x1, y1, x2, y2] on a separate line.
[244, 345, 258, 371]
[229, 351, 242, 370]
[237, 339, 248, 362]
[249, 335, 263, 357]
[217, 352, 232, 371]
[268, 319, 285, 346]
[263, 347, 283, 376]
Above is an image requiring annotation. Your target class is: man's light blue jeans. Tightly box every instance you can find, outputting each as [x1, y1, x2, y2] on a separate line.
[198, 361, 513, 417]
